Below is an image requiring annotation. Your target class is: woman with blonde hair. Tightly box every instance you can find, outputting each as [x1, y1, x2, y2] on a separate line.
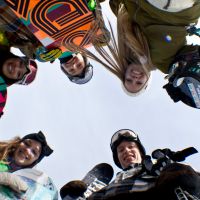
[71, 0, 200, 99]
[69, 1, 154, 95]
[0, 131, 53, 172]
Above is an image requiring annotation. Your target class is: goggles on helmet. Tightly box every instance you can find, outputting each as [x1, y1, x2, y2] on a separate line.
[17, 58, 37, 85]
[111, 129, 138, 149]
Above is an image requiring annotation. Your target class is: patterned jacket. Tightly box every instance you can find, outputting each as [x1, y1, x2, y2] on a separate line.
[88, 164, 157, 200]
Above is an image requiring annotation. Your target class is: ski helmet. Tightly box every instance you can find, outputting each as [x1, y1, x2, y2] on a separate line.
[17, 57, 38, 85]
[110, 129, 146, 169]
[163, 46, 200, 109]
[60, 55, 93, 84]
[21, 131, 53, 167]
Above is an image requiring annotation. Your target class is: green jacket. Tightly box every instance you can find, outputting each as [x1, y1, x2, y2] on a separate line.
[109, 0, 200, 73]
[0, 161, 9, 172]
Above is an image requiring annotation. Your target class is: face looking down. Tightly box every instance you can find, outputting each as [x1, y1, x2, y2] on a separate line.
[2, 57, 28, 80]
[117, 141, 142, 169]
[124, 63, 148, 93]
[13, 139, 42, 167]
[61, 53, 86, 76]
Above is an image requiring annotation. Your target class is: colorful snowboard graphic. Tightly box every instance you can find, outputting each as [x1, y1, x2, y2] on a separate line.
[0, 76, 7, 118]
[0, 168, 58, 200]
[4, 0, 96, 52]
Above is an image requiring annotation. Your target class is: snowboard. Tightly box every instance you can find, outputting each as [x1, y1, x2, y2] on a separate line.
[4, 0, 97, 53]
[60, 163, 114, 199]
[0, 76, 7, 118]
[0, 168, 58, 200]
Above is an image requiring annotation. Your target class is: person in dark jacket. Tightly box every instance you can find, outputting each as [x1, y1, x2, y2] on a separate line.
[88, 129, 200, 200]
[60, 129, 200, 200]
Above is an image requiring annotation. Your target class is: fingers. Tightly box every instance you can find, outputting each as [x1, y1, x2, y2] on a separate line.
[40, 48, 62, 62]
[0, 172, 28, 193]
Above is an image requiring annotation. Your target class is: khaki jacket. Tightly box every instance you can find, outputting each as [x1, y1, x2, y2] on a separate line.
[109, 0, 200, 73]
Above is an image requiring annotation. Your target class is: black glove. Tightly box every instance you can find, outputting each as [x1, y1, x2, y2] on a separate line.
[60, 180, 87, 199]
[163, 83, 181, 102]
[142, 150, 173, 176]
[152, 147, 198, 162]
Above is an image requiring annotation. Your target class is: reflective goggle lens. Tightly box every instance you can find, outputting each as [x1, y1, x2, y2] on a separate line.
[111, 129, 138, 146]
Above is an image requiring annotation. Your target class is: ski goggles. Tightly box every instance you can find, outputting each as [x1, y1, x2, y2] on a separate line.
[17, 58, 37, 85]
[111, 129, 138, 147]
[173, 76, 200, 109]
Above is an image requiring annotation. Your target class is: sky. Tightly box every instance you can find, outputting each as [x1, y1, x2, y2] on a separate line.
[0, 1, 200, 199]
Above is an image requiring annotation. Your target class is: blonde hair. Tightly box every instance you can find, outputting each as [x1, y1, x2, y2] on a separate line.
[0, 137, 21, 163]
[66, 3, 155, 93]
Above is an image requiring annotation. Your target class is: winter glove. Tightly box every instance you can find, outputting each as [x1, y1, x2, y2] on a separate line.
[151, 149, 173, 176]
[152, 147, 198, 162]
[0, 31, 9, 46]
[142, 149, 173, 176]
[36, 46, 62, 62]
[0, 172, 28, 193]
[60, 180, 87, 199]
[163, 83, 182, 102]
[87, 0, 96, 11]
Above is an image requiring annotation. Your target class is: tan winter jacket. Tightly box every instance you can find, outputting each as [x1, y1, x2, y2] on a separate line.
[109, 0, 200, 73]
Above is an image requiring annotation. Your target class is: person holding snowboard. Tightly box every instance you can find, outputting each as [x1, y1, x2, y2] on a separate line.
[80, 0, 200, 108]
[60, 129, 200, 200]
[89, 129, 200, 200]
[0, 0, 111, 85]
[59, 0, 110, 84]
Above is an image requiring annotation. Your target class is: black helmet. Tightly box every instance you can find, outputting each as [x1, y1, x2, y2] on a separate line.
[163, 45, 200, 109]
[110, 129, 146, 169]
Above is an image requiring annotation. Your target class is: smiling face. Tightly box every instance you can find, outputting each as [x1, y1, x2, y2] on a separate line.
[124, 63, 148, 93]
[2, 57, 28, 80]
[61, 53, 86, 76]
[13, 139, 42, 167]
[117, 141, 142, 169]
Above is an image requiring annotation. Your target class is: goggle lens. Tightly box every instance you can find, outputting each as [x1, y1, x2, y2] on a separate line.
[111, 129, 138, 146]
